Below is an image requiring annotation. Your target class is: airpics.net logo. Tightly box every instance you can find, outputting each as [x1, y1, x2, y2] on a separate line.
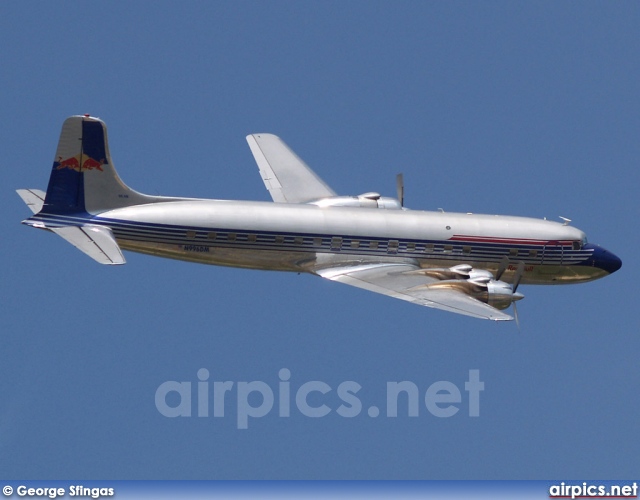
[155, 369, 484, 429]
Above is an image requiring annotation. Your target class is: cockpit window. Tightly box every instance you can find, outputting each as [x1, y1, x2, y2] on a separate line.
[573, 238, 588, 250]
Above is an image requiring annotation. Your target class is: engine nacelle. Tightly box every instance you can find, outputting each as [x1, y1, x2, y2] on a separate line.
[417, 272, 525, 311]
[308, 192, 402, 210]
[468, 269, 493, 282]
[483, 280, 524, 310]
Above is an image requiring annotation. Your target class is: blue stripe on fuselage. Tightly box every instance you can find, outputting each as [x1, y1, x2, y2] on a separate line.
[27, 211, 592, 267]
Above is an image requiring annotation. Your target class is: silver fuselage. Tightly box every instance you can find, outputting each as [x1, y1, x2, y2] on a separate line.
[34, 198, 607, 285]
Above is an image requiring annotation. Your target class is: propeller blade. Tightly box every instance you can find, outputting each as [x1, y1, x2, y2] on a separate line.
[512, 261, 525, 293]
[496, 256, 509, 281]
[513, 301, 521, 332]
[396, 173, 404, 207]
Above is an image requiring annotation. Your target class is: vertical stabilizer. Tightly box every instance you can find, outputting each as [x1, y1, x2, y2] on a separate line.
[43, 115, 156, 215]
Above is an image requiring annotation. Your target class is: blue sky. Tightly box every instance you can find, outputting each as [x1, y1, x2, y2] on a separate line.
[1, 2, 638, 479]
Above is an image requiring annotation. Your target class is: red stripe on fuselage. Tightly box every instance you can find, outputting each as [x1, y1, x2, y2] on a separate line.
[450, 235, 574, 246]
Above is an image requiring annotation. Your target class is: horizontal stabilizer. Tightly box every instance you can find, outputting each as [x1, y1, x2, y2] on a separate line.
[51, 225, 126, 265]
[16, 189, 46, 214]
[246, 133, 336, 203]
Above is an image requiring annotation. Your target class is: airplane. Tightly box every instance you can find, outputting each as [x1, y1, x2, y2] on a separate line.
[17, 115, 622, 322]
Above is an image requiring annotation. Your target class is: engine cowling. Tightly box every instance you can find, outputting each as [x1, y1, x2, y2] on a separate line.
[484, 280, 524, 310]
[308, 192, 403, 209]
[414, 265, 524, 310]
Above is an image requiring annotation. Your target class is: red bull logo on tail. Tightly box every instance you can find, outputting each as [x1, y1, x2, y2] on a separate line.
[56, 155, 81, 171]
[56, 155, 105, 172]
[82, 157, 105, 171]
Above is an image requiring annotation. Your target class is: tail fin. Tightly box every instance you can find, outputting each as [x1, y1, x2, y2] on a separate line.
[43, 115, 156, 214]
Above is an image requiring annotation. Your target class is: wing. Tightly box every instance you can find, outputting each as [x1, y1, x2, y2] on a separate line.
[51, 225, 126, 265]
[316, 263, 513, 321]
[246, 133, 336, 203]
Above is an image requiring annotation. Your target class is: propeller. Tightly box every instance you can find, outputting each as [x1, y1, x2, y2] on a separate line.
[513, 301, 521, 331]
[396, 173, 404, 207]
[511, 261, 525, 330]
[495, 258, 525, 328]
[495, 256, 509, 281]
[512, 261, 524, 293]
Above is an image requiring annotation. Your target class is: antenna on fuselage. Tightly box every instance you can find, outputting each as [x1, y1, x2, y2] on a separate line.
[559, 216, 572, 226]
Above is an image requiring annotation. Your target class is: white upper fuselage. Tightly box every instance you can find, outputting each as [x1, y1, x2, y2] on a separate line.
[86, 198, 598, 285]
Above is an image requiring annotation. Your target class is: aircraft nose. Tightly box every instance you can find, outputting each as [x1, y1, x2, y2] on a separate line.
[583, 244, 622, 274]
